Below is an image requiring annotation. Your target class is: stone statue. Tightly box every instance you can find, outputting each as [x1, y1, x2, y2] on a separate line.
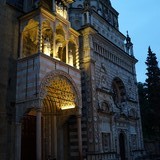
[43, 37, 51, 56]
[55, 42, 63, 58]
[68, 49, 73, 66]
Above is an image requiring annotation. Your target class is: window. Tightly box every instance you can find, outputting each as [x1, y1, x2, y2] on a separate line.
[102, 133, 110, 152]
[112, 77, 126, 106]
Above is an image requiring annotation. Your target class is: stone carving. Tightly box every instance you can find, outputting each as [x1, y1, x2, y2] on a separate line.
[22, 19, 39, 57]
[55, 42, 63, 58]
[56, 2, 68, 19]
[43, 37, 51, 56]
[40, 70, 82, 109]
[131, 134, 137, 150]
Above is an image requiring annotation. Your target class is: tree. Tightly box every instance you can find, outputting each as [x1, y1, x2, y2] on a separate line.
[145, 46, 160, 138]
[138, 82, 150, 138]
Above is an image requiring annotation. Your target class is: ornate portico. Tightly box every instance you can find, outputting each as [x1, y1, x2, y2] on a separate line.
[15, 1, 82, 159]
[15, 54, 82, 160]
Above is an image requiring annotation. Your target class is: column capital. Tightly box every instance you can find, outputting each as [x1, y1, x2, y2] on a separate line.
[36, 108, 42, 112]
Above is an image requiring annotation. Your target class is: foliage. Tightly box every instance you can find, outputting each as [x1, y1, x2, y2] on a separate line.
[138, 47, 160, 139]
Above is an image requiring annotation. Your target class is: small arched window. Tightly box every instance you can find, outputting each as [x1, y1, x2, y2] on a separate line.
[112, 77, 126, 105]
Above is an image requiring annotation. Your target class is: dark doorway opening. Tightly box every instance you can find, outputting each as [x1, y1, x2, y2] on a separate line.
[21, 115, 36, 160]
[119, 133, 126, 160]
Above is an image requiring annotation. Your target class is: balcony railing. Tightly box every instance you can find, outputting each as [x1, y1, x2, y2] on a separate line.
[85, 151, 118, 160]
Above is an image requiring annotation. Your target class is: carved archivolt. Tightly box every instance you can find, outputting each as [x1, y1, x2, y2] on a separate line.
[39, 70, 82, 112]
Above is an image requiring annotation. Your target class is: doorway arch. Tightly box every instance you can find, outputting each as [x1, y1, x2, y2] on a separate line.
[119, 132, 126, 160]
[39, 71, 82, 160]
[20, 70, 82, 160]
[21, 111, 36, 160]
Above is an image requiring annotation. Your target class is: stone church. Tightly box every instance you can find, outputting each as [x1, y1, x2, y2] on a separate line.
[0, 0, 144, 160]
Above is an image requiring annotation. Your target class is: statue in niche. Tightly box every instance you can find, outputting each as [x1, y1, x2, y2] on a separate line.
[56, 1, 68, 19]
[55, 42, 63, 59]
[63, 6, 67, 19]
[97, 9, 102, 16]
[68, 49, 73, 66]
[56, 2, 63, 16]
[43, 37, 51, 56]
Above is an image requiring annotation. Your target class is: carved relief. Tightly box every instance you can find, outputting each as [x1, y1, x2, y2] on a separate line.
[40, 70, 82, 110]
[22, 19, 39, 57]
[56, 1, 68, 19]
[131, 134, 137, 150]
[112, 77, 126, 109]
[98, 63, 109, 90]
[98, 101, 110, 113]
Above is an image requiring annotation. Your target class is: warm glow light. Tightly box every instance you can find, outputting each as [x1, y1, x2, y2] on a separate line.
[44, 38, 51, 56]
[61, 105, 75, 110]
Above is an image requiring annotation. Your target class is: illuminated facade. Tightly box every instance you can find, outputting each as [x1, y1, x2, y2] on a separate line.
[0, 0, 144, 160]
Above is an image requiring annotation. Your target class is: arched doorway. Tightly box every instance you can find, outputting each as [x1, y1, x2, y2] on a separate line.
[119, 133, 126, 160]
[40, 72, 82, 160]
[21, 111, 37, 160]
[20, 72, 82, 160]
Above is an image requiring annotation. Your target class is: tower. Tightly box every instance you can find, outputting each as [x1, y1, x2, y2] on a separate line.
[0, 0, 144, 160]
[69, 0, 144, 159]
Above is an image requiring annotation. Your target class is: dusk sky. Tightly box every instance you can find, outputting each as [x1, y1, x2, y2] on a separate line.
[111, 0, 160, 82]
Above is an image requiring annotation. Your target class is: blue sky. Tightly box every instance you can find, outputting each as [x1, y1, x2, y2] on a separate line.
[111, 0, 160, 82]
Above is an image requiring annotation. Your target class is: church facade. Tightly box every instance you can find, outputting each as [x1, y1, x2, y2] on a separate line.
[0, 0, 144, 160]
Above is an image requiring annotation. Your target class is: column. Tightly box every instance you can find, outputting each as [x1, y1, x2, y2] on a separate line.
[53, 115, 57, 158]
[76, 47, 79, 69]
[52, 0, 56, 12]
[19, 33, 23, 58]
[53, 33, 56, 58]
[48, 115, 52, 156]
[36, 109, 42, 160]
[87, 12, 90, 23]
[77, 115, 83, 160]
[66, 40, 69, 64]
[38, 16, 42, 53]
[15, 123, 22, 160]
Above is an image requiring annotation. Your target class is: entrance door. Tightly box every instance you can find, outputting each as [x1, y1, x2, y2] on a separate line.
[21, 115, 36, 160]
[119, 133, 126, 160]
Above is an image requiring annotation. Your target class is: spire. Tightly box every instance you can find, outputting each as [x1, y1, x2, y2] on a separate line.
[83, 0, 90, 9]
[126, 31, 131, 44]
[125, 31, 134, 56]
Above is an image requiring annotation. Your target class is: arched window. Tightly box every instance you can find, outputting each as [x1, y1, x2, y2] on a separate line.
[22, 19, 39, 57]
[42, 20, 53, 56]
[112, 77, 126, 106]
[68, 41, 76, 67]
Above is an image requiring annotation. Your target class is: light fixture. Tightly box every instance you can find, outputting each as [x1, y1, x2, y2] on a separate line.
[61, 104, 75, 110]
